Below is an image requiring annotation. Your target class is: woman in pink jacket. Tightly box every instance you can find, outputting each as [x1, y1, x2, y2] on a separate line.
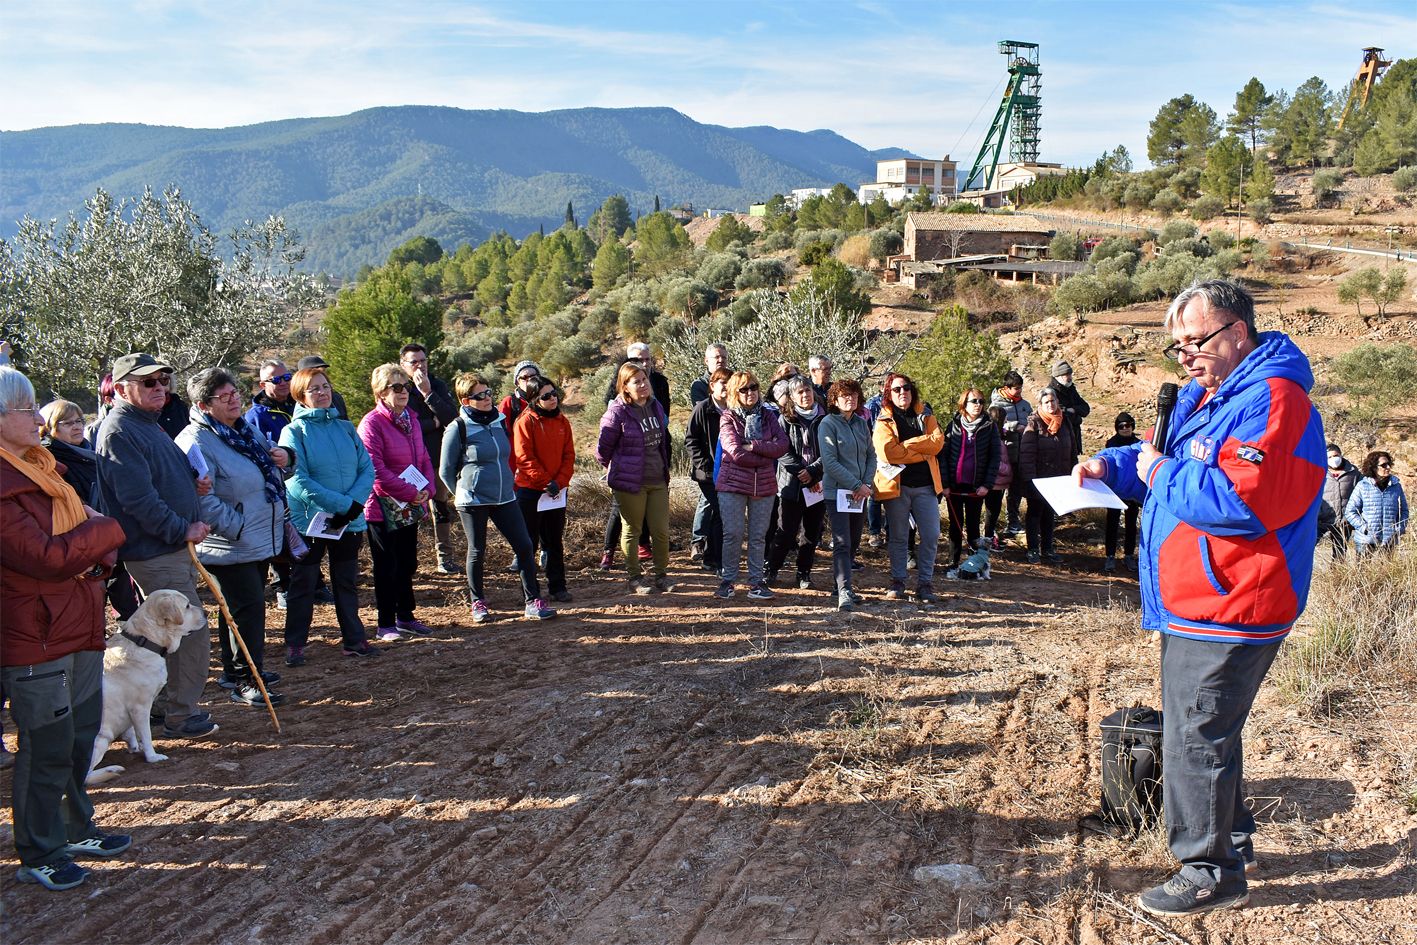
[714, 370, 787, 601]
[358, 363, 437, 641]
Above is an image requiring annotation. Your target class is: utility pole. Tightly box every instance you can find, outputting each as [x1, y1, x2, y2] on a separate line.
[1236, 162, 1246, 243]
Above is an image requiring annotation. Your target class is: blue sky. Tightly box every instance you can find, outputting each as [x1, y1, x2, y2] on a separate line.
[3, 1, 1413, 168]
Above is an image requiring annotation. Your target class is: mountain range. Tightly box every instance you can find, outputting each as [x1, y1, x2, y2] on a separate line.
[2, 105, 910, 274]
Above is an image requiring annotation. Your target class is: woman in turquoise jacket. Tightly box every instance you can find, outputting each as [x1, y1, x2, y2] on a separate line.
[278, 367, 378, 662]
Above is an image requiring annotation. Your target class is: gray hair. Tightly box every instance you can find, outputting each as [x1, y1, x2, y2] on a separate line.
[705, 342, 727, 357]
[784, 374, 815, 399]
[1165, 279, 1256, 340]
[808, 354, 832, 370]
[0, 366, 36, 415]
[259, 359, 288, 380]
[188, 367, 240, 405]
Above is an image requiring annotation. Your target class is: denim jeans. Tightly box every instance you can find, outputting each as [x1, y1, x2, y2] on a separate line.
[694, 479, 723, 569]
[718, 490, 774, 586]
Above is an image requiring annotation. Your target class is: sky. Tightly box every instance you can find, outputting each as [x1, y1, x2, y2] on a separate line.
[3, 0, 1414, 168]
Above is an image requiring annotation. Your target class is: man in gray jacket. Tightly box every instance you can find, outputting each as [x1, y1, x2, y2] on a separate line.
[94, 353, 217, 740]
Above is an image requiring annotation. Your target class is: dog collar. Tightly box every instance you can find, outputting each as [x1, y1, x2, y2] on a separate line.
[120, 629, 167, 656]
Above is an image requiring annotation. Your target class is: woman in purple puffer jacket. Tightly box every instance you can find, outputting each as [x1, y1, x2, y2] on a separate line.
[596, 363, 672, 594]
[714, 370, 788, 601]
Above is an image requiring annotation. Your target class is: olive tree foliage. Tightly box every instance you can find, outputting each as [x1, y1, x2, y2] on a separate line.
[1327, 342, 1417, 428]
[898, 306, 1012, 406]
[654, 283, 915, 406]
[0, 187, 318, 398]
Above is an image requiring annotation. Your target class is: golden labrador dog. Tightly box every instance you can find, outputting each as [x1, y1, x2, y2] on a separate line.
[86, 590, 207, 784]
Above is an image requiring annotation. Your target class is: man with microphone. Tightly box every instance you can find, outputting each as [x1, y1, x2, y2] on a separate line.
[1074, 280, 1325, 916]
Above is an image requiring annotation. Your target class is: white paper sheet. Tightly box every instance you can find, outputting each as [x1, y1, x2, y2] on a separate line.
[877, 463, 905, 481]
[184, 443, 209, 478]
[836, 489, 865, 513]
[802, 486, 825, 507]
[537, 490, 568, 511]
[398, 464, 429, 490]
[305, 511, 348, 540]
[1032, 475, 1127, 516]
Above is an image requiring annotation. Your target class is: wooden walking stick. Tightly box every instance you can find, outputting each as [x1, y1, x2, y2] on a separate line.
[188, 542, 282, 734]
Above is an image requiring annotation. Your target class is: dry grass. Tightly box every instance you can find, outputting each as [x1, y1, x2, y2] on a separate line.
[1273, 539, 1417, 714]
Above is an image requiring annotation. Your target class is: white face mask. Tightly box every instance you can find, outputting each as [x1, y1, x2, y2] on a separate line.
[1328, 456, 1342, 469]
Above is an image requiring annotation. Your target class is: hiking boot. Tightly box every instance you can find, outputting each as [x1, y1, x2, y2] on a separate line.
[1137, 871, 1248, 917]
[907, 555, 917, 571]
[629, 577, 654, 596]
[470, 599, 491, 623]
[652, 575, 675, 594]
[916, 585, 939, 604]
[342, 642, 382, 658]
[230, 685, 285, 707]
[598, 551, 613, 571]
[867, 532, 884, 549]
[885, 581, 907, 601]
[395, 618, 433, 636]
[218, 670, 281, 690]
[550, 590, 573, 603]
[713, 580, 735, 599]
[1026, 551, 1041, 564]
[1124, 554, 1138, 571]
[524, 598, 557, 620]
[16, 859, 88, 891]
[1103, 556, 1117, 573]
[284, 645, 306, 667]
[747, 583, 775, 601]
[376, 627, 402, 643]
[64, 833, 132, 859]
[162, 717, 219, 740]
[436, 560, 463, 575]
[1043, 552, 1063, 565]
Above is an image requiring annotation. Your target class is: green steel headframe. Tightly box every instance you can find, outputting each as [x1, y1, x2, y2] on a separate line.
[964, 41, 1041, 192]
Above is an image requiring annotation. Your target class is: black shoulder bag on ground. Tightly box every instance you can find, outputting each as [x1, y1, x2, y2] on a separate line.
[1080, 706, 1164, 839]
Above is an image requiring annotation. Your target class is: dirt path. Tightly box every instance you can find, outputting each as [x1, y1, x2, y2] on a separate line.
[3, 524, 1415, 944]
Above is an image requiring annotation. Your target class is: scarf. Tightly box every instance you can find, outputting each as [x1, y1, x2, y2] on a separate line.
[734, 402, 764, 441]
[532, 403, 561, 419]
[1039, 410, 1064, 436]
[794, 404, 821, 422]
[198, 411, 285, 504]
[464, 405, 501, 427]
[381, 402, 414, 435]
[998, 387, 1021, 403]
[960, 413, 988, 435]
[0, 445, 87, 535]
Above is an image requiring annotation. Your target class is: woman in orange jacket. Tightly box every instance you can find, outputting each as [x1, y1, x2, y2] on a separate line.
[512, 375, 576, 602]
[872, 373, 944, 603]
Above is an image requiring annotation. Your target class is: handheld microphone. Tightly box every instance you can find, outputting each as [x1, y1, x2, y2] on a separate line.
[1152, 383, 1179, 453]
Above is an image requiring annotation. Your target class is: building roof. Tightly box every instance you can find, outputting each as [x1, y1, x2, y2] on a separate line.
[907, 211, 1050, 233]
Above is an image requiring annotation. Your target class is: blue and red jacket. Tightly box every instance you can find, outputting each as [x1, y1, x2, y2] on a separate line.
[1095, 332, 1325, 645]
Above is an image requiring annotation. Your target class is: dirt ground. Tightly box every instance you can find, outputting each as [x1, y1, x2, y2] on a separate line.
[3, 504, 1415, 945]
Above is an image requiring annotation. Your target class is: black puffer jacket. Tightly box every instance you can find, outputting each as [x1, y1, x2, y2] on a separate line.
[1020, 412, 1076, 483]
[942, 415, 1002, 492]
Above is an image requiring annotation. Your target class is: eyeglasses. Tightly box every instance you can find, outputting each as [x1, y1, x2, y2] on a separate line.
[1164, 322, 1239, 362]
[136, 374, 172, 389]
[1118, 423, 1134, 429]
[537, 391, 559, 402]
[263, 372, 293, 385]
[386, 383, 409, 394]
[402, 357, 428, 367]
[56, 418, 86, 428]
[8, 405, 38, 415]
[468, 390, 493, 401]
[211, 391, 242, 404]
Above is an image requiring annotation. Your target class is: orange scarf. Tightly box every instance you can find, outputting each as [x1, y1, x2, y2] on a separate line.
[0, 445, 87, 535]
[1039, 411, 1064, 436]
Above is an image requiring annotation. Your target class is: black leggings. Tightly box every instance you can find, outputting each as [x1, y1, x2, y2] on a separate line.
[367, 519, 420, 628]
[1105, 503, 1140, 557]
[768, 495, 826, 578]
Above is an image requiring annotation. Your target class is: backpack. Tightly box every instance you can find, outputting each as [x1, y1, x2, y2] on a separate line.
[1080, 706, 1164, 839]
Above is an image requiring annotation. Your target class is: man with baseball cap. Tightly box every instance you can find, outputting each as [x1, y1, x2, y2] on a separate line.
[94, 353, 218, 739]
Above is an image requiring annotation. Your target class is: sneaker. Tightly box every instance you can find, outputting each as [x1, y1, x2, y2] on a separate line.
[867, 532, 884, 549]
[524, 598, 557, 620]
[885, 581, 907, 601]
[219, 670, 281, 690]
[989, 535, 1002, 551]
[64, 833, 132, 859]
[690, 541, 706, 562]
[284, 645, 306, 667]
[16, 859, 88, 891]
[376, 628, 403, 643]
[313, 586, 335, 604]
[652, 575, 675, 594]
[598, 551, 613, 571]
[796, 575, 815, 591]
[550, 590, 573, 603]
[907, 555, 918, 571]
[395, 618, 433, 636]
[702, 560, 722, 574]
[1026, 551, 1041, 564]
[944, 567, 960, 581]
[637, 544, 653, 561]
[713, 580, 735, 599]
[230, 685, 285, 707]
[1103, 556, 1117, 573]
[504, 562, 520, 574]
[436, 561, 464, 576]
[275, 591, 288, 610]
[843, 589, 865, 607]
[1137, 871, 1248, 917]
[630, 578, 654, 596]
[1244, 854, 1261, 877]
[470, 599, 491, 623]
[917, 585, 939, 604]
[342, 642, 382, 658]
[162, 717, 219, 740]
[837, 595, 854, 613]
[747, 583, 774, 601]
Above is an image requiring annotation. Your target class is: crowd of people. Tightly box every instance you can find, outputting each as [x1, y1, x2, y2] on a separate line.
[0, 277, 1409, 899]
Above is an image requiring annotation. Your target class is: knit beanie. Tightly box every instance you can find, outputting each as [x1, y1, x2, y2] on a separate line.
[1051, 360, 1073, 378]
[512, 360, 541, 381]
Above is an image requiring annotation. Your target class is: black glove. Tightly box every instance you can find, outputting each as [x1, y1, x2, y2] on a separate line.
[346, 500, 364, 519]
[546, 480, 560, 497]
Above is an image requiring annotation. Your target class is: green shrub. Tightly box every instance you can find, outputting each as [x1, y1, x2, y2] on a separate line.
[899, 305, 1011, 402]
[1048, 231, 1084, 261]
[736, 257, 790, 290]
[1209, 230, 1236, 252]
[1052, 271, 1133, 314]
[1393, 166, 1417, 193]
[1158, 220, 1198, 246]
[1247, 198, 1274, 224]
[798, 241, 833, 267]
[943, 201, 982, 214]
[761, 231, 793, 252]
[868, 228, 904, 261]
[618, 301, 660, 339]
[449, 326, 510, 373]
[1150, 189, 1184, 215]
[1312, 169, 1344, 206]
[1191, 195, 1225, 220]
[695, 252, 742, 291]
[540, 335, 600, 381]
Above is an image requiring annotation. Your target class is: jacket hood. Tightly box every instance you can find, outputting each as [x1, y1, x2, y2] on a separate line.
[293, 404, 342, 423]
[1205, 331, 1315, 403]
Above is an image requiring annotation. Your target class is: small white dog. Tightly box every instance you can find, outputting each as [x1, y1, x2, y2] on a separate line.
[87, 590, 206, 784]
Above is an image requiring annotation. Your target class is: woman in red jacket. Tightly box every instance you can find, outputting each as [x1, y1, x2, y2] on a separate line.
[512, 375, 575, 603]
[0, 366, 130, 891]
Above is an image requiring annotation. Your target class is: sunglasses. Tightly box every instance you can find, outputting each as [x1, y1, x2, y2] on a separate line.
[891, 386, 912, 394]
[966, 398, 983, 405]
[537, 391, 559, 402]
[386, 383, 410, 394]
[468, 390, 493, 401]
[1118, 422, 1134, 428]
[742, 384, 760, 393]
[263, 372, 293, 385]
[1377, 462, 1393, 469]
[136, 374, 172, 389]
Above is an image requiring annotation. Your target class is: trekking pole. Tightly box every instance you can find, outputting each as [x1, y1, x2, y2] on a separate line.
[188, 542, 282, 734]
